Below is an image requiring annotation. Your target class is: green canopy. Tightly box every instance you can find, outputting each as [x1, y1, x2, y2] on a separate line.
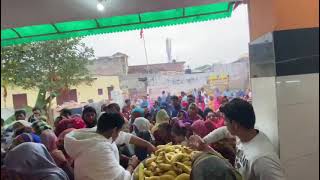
[1, 2, 234, 47]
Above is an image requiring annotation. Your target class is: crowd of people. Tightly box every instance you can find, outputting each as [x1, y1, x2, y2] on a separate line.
[0, 88, 286, 180]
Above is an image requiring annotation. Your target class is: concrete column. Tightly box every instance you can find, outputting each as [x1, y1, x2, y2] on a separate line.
[247, 0, 319, 179]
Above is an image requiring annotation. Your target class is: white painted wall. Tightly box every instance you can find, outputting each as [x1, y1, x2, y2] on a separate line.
[276, 73, 319, 180]
[251, 77, 279, 153]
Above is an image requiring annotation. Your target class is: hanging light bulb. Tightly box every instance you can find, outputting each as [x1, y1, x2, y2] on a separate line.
[97, 0, 105, 11]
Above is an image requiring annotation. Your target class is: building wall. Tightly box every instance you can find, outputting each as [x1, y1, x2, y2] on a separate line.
[212, 59, 250, 90]
[87, 55, 128, 76]
[251, 77, 279, 153]
[147, 70, 249, 99]
[75, 76, 120, 104]
[128, 62, 185, 74]
[277, 73, 319, 180]
[1, 86, 38, 110]
[148, 73, 210, 99]
[1, 76, 120, 110]
[120, 74, 148, 99]
[248, 0, 319, 41]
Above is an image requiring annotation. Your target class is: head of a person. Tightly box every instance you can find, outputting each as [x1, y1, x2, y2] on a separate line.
[32, 107, 41, 119]
[181, 91, 186, 97]
[97, 113, 125, 142]
[191, 152, 240, 180]
[191, 120, 208, 138]
[4, 142, 67, 178]
[209, 96, 214, 101]
[156, 109, 170, 125]
[162, 91, 165, 95]
[133, 117, 151, 134]
[101, 103, 108, 112]
[54, 116, 86, 137]
[12, 120, 32, 136]
[13, 126, 34, 137]
[106, 103, 121, 113]
[177, 110, 186, 120]
[59, 108, 72, 118]
[14, 110, 26, 120]
[219, 98, 255, 136]
[171, 122, 187, 144]
[54, 116, 63, 128]
[157, 122, 172, 140]
[142, 105, 149, 117]
[198, 91, 202, 96]
[203, 108, 213, 118]
[187, 95, 195, 105]
[188, 103, 198, 116]
[31, 120, 52, 135]
[206, 111, 219, 122]
[125, 99, 131, 106]
[10, 132, 41, 150]
[131, 107, 145, 123]
[171, 95, 180, 107]
[82, 106, 97, 127]
[40, 129, 58, 152]
[154, 101, 159, 107]
[222, 96, 229, 104]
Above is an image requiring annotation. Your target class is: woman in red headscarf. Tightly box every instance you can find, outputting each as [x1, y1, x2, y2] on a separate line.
[204, 111, 225, 132]
[54, 115, 86, 137]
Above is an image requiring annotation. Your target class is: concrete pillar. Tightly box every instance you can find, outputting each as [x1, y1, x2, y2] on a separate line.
[247, 0, 319, 179]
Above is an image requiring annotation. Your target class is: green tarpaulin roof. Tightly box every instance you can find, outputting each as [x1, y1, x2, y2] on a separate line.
[1, 2, 234, 47]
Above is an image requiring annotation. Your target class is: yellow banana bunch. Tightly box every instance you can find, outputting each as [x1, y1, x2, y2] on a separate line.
[173, 162, 191, 174]
[134, 144, 198, 180]
[175, 173, 190, 180]
[138, 163, 145, 180]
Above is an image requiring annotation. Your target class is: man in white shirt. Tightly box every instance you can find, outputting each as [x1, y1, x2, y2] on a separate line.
[189, 98, 286, 180]
[65, 113, 156, 180]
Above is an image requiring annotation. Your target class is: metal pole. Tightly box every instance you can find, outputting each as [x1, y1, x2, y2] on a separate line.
[142, 35, 150, 75]
[142, 32, 150, 94]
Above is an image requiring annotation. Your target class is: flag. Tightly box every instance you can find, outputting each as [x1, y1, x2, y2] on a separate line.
[233, 2, 241, 10]
[233, 0, 247, 11]
[140, 29, 144, 39]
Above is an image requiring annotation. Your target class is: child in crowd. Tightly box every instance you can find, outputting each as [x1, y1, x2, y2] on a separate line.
[171, 121, 188, 146]
[153, 123, 173, 146]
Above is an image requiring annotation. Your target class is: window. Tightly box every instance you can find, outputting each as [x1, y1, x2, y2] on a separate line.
[98, 89, 103, 95]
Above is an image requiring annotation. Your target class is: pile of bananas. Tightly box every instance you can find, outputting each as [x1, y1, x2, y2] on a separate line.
[133, 144, 201, 180]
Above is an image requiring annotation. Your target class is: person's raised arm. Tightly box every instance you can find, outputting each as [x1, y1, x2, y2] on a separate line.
[129, 135, 156, 153]
[203, 126, 232, 144]
[188, 135, 221, 155]
[116, 131, 156, 153]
